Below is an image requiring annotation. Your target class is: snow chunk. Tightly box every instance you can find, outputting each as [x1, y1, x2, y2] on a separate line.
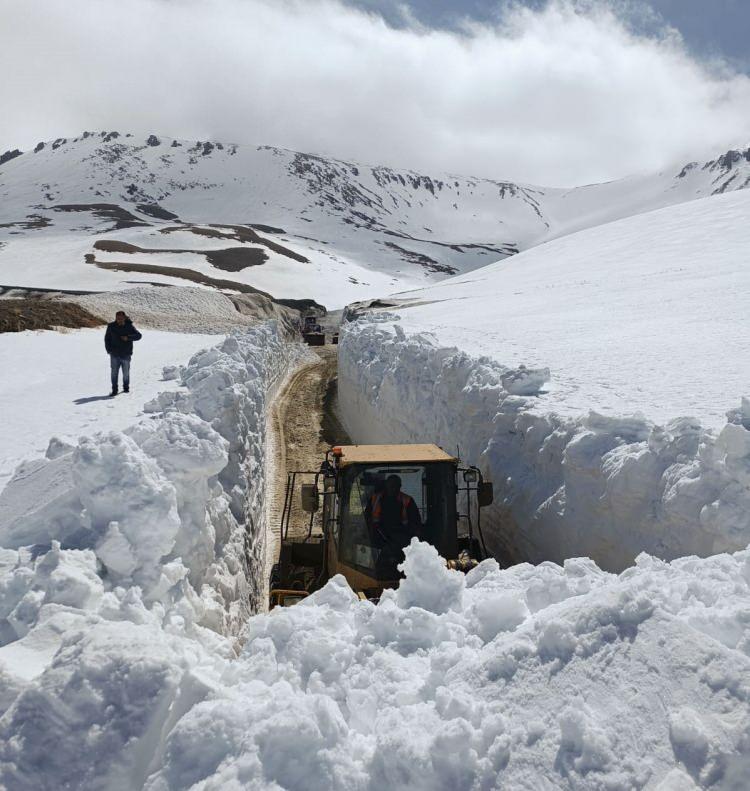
[500, 364, 550, 396]
[471, 590, 528, 641]
[655, 768, 700, 791]
[396, 539, 464, 614]
[73, 431, 181, 592]
[669, 708, 710, 770]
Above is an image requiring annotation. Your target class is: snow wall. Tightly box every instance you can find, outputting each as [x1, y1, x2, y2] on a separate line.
[0, 322, 309, 628]
[338, 317, 750, 572]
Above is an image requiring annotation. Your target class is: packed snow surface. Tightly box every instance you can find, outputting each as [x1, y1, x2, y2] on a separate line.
[388, 189, 750, 430]
[0, 327, 219, 487]
[339, 190, 750, 571]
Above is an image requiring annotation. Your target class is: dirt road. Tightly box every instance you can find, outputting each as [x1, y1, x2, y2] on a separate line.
[264, 346, 350, 601]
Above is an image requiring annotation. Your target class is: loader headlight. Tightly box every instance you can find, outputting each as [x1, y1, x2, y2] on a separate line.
[463, 468, 478, 483]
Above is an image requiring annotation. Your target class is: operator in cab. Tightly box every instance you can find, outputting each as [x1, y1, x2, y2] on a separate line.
[366, 474, 422, 576]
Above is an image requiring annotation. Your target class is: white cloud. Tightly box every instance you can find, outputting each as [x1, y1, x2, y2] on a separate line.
[1, 0, 749, 185]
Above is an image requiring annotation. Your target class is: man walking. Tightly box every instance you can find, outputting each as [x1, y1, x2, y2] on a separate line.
[104, 311, 142, 396]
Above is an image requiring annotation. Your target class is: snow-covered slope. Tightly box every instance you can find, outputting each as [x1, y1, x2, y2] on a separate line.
[1, 132, 749, 306]
[0, 326, 219, 488]
[339, 188, 750, 571]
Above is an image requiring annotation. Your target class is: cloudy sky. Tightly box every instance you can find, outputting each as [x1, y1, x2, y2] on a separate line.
[2, 0, 749, 186]
[348, 0, 750, 71]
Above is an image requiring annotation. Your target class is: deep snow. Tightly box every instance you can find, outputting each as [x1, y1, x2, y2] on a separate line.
[0, 326, 220, 487]
[0, 322, 310, 650]
[3, 537, 750, 790]
[386, 188, 750, 430]
[144, 541, 750, 791]
[1, 317, 749, 788]
[338, 190, 750, 572]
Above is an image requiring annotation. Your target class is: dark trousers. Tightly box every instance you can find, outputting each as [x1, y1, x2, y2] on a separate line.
[110, 355, 131, 390]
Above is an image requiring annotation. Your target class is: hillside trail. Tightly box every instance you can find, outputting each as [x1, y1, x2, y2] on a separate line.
[263, 345, 350, 606]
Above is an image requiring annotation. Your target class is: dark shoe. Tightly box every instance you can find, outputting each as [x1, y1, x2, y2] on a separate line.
[123, 385, 129, 393]
[111, 388, 118, 397]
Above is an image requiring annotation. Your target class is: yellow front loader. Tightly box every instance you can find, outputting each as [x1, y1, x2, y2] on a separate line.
[269, 444, 493, 607]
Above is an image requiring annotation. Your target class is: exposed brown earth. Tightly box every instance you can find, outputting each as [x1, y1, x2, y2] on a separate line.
[52, 204, 150, 231]
[0, 298, 104, 333]
[264, 347, 350, 592]
[135, 203, 180, 221]
[383, 241, 457, 274]
[93, 239, 267, 271]
[85, 255, 324, 313]
[160, 223, 309, 263]
[0, 215, 52, 231]
[249, 224, 286, 234]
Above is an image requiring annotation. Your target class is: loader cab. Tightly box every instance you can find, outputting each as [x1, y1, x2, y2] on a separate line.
[333, 461, 457, 581]
[320, 444, 490, 596]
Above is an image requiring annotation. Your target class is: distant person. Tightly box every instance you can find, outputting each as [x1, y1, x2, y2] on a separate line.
[104, 311, 142, 396]
[367, 474, 422, 576]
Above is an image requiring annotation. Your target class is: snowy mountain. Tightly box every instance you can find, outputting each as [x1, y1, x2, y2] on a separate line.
[1, 131, 749, 306]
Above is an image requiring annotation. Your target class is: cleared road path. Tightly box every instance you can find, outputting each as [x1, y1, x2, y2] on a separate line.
[263, 346, 350, 605]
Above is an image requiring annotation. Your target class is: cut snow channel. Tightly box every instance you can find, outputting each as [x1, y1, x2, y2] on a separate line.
[1, 320, 749, 790]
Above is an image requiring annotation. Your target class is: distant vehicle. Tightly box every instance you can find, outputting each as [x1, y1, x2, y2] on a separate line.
[301, 313, 325, 346]
[269, 444, 493, 606]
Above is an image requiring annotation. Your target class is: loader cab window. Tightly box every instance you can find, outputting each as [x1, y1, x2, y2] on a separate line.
[338, 462, 457, 578]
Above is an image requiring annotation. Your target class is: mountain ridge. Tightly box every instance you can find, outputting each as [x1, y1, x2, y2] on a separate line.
[1, 131, 749, 306]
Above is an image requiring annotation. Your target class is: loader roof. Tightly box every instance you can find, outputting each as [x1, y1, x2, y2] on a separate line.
[333, 444, 456, 467]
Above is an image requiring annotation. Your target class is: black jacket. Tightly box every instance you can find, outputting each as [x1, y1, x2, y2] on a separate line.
[105, 319, 142, 358]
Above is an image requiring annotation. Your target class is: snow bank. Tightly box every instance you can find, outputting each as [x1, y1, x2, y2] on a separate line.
[5, 537, 749, 789]
[0, 323, 312, 786]
[1, 322, 309, 626]
[142, 542, 750, 789]
[382, 189, 750, 432]
[339, 318, 750, 571]
[338, 191, 750, 572]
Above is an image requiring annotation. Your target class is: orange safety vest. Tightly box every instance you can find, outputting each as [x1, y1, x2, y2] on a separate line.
[370, 491, 412, 528]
